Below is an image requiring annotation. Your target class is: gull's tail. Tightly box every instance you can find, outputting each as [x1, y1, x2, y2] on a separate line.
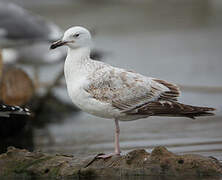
[126, 101, 216, 119]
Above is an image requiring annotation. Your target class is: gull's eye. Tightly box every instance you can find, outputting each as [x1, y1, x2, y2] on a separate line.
[73, 33, 80, 38]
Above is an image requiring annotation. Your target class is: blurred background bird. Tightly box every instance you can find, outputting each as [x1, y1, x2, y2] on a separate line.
[0, 1, 105, 89]
[0, 2, 61, 47]
[0, 1, 65, 87]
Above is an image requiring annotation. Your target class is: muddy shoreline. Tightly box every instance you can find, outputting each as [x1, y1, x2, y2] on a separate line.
[0, 146, 221, 178]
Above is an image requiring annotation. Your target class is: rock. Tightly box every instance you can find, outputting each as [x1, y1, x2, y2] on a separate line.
[0, 146, 221, 178]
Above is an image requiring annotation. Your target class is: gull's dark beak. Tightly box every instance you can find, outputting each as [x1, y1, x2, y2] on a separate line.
[50, 40, 67, 49]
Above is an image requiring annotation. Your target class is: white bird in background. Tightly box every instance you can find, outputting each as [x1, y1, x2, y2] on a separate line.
[0, 1, 65, 85]
[0, 2, 105, 89]
[0, 2, 61, 48]
[50, 26, 215, 159]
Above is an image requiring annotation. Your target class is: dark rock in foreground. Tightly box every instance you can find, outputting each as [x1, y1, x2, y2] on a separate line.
[0, 146, 221, 178]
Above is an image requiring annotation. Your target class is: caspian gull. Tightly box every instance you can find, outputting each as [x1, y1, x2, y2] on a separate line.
[50, 26, 215, 158]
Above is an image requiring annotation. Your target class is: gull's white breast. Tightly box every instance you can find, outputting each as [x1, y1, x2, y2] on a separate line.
[66, 77, 122, 119]
[64, 54, 121, 119]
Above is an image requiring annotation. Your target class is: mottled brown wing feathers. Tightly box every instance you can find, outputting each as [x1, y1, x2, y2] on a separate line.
[153, 79, 180, 101]
[112, 79, 180, 111]
[112, 94, 153, 111]
[124, 100, 215, 119]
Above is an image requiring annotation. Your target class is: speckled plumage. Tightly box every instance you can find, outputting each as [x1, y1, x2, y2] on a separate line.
[84, 60, 180, 113]
[59, 28, 214, 122]
[52, 26, 215, 157]
[64, 47, 213, 120]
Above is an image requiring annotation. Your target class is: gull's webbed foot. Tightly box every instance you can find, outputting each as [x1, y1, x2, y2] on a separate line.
[97, 152, 120, 159]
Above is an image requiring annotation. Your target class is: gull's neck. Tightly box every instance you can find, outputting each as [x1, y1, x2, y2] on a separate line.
[67, 46, 90, 63]
[64, 46, 92, 81]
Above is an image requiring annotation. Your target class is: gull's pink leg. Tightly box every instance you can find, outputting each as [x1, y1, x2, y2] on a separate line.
[97, 119, 121, 159]
[114, 118, 121, 155]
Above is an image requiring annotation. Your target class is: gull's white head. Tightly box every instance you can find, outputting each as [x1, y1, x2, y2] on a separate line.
[50, 26, 92, 50]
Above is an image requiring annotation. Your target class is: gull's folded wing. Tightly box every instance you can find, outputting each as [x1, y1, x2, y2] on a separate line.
[84, 64, 180, 112]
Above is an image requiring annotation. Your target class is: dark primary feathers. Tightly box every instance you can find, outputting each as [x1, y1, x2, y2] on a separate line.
[123, 100, 215, 119]
[124, 79, 215, 119]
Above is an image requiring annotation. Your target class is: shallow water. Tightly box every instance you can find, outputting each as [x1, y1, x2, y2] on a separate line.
[3, 0, 222, 179]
